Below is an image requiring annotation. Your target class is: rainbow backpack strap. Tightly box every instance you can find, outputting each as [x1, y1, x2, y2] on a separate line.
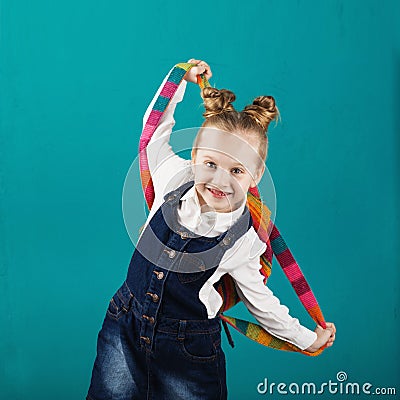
[218, 186, 327, 357]
[139, 62, 210, 208]
[138, 62, 327, 357]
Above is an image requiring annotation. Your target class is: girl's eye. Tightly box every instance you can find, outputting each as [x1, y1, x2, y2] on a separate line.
[205, 161, 217, 169]
[231, 167, 244, 174]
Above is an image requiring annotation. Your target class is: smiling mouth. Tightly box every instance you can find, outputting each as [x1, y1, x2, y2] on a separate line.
[206, 186, 232, 198]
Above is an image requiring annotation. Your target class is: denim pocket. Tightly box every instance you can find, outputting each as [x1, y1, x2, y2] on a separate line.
[179, 331, 220, 362]
[177, 252, 206, 283]
[106, 281, 134, 320]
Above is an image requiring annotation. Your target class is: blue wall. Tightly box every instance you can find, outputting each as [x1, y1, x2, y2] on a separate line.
[1, 0, 399, 398]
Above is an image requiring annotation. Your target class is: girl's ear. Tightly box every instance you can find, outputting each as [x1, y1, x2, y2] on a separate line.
[191, 149, 196, 174]
[250, 164, 265, 188]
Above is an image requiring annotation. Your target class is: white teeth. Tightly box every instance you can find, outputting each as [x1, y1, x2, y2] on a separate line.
[205, 185, 230, 193]
[206, 186, 231, 196]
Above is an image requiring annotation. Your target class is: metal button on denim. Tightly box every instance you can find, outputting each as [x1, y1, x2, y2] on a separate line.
[142, 315, 155, 324]
[140, 336, 151, 345]
[146, 292, 159, 302]
[168, 249, 176, 258]
[163, 249, 176, 258]
[166, 194, 176, 202]
[155, 271, 164, 280]
[179, 230, 189, 239]
[222, 236, 231, 245]
[153, 270, 164, 279]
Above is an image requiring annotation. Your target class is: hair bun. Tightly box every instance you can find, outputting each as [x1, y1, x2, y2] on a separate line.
[242, 95, 280, 132]
[253, 96, 276, 113]
[201, 87, 236, 118]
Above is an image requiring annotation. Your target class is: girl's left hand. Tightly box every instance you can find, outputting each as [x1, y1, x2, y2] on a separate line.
[183, 59, 212, 83]
[323, 322, 336, 347]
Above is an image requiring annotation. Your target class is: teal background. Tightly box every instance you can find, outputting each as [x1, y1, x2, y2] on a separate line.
[1, 0, 399, 398]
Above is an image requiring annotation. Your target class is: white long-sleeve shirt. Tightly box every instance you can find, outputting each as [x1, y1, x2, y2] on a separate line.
[140, 66, 317, 351]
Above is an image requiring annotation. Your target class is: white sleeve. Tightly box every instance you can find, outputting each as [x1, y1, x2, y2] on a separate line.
[142, 66, 190, 201]
[228, 234, 318, 351]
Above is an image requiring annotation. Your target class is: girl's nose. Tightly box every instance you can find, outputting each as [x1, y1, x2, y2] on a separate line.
[210, 168, 231, 189]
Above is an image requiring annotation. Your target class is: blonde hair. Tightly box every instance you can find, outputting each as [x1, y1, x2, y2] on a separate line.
[194, 87, 280, 163]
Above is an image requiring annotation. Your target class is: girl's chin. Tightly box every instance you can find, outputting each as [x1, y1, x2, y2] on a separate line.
[204, 192, 235, 213]
[195, 186, 237, 212]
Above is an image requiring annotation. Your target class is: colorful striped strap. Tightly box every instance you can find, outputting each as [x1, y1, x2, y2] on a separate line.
[139, 63, 209, 208]
[138, 62, 327, 356]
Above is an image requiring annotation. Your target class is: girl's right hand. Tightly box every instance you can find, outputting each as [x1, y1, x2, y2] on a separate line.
[183, 58, 212, 83]
[305, 322, 336, 352]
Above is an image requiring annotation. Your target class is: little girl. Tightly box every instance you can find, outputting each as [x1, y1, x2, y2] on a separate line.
[86, 59, 336, 400]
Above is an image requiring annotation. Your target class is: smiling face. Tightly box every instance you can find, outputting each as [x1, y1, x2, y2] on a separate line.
[191, 128, 265, 213]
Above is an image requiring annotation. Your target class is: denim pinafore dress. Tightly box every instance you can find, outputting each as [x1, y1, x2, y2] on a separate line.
[86, 180, 252, 400]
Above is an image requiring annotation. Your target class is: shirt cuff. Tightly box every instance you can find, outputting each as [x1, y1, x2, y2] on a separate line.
[172, 79, 187, 103]
[290, 325, 318, 351]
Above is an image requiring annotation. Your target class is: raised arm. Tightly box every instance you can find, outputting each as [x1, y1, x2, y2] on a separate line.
[142, 67, 190, 203]
[139, 60, 212, 209]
